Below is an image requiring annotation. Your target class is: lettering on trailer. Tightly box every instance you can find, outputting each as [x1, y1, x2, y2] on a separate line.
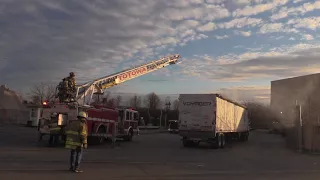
[118, 67, 147, 81]
[182, 102, 212, 106]
[100, 76, 117, 88]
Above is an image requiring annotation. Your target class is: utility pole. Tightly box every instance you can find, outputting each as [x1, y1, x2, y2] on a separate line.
[165, 101, 171, 129]
[295, 104, 303, 152]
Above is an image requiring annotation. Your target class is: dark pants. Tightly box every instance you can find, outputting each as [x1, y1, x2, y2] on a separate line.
[49, 134, 59, 146]
[70, 147, 83, 170]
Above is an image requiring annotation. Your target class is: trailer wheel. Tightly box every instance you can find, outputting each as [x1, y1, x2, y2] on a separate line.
[220, 134, 225, 148]
[244, 132, 249, 141]
[218, 134, 222, 147]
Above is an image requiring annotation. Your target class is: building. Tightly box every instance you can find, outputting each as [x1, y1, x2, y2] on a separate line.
[0, 85, 29, 125]
[271, 73, 320, 152]
[26, 104, 43, 127]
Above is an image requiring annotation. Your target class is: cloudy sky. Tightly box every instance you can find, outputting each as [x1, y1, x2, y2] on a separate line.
[0, 0, 320, 104]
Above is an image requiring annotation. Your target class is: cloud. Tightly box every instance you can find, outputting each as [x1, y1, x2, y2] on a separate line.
[215, 86, 270, 104]
[234, 30, 251, 37]
[180, 43, 320, 82]
[215, 35, 229, 39]
[232, 0, 289, 17]
[287, 16, 320, 30]
[259, 23, 299, 34]
[302, 34, 314, 40]
[0, 0, 230, 93]
[197, 22, 216, 32]
[218, 17, 263, 29]
[271, 1, 320, 21]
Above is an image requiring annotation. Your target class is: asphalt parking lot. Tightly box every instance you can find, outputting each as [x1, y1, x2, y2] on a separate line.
[0, 126, 320, 180]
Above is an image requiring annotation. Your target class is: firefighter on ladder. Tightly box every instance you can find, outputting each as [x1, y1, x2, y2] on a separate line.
[65, 111, 88, 173]
[48, 112, 61, 147]
[57, 78, 69, 103]
[56, 72, 76, 102]
[66, 72, 76, 101]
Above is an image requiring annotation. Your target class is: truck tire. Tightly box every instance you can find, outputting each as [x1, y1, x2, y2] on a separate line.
[240, 132, 249, 141]
[182, 137, 193, 147]
[124, 129, 133, 141]
[93, 126, 106, 144]
[220, 134, 225, 148]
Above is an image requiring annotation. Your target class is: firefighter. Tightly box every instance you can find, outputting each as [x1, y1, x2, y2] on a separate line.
[57, 78, 69, 103]
[67, 72, 76, 101]
[65, 111, 88, 173]
[48, 112, 61, 147]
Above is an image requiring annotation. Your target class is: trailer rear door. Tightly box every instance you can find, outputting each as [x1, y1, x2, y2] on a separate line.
[179, 94, 216, 132]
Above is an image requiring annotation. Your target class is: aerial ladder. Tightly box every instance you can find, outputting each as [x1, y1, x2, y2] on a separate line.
[75, 54, 181, 106]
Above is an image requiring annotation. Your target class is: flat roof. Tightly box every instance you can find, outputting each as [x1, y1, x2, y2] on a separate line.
[271, 73, 320, 83]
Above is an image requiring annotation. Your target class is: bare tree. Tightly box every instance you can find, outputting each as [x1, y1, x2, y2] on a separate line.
[172, 99, 179, 110]
[165, 96, 171, 108]
[106, 98, 116, 108]
[144, 92, 161, 109]
[28, 82, 56, 104]
[129, 95, 141, 108]
[101, 91, 111, 105]
[115, 95, 122, 107]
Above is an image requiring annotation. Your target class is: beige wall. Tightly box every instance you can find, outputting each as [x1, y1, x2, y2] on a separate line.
[271, 73, 320, 152]
[271, 73, 320, 127]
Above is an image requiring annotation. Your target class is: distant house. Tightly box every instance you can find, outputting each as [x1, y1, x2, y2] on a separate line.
[25, 104, 43, 127]
[0, 85, 29, 125]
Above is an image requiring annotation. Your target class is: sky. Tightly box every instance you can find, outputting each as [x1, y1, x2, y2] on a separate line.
[1, 0, 320, 105]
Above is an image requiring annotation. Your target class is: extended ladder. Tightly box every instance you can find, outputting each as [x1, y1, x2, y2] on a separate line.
[76, 54, 181, 105]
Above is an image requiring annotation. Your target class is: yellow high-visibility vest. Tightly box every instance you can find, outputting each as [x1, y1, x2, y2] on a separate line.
[65, 120, 87, 149]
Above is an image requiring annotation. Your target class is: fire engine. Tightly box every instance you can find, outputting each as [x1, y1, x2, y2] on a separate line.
[38, 54, 181, 145]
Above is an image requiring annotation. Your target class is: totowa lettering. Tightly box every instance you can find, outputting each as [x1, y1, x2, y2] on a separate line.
[183, 102, 212, 106]
[119, 67, 147, 81]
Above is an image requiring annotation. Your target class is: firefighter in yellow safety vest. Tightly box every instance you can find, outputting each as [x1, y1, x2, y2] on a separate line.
[65, 111, 88, 173]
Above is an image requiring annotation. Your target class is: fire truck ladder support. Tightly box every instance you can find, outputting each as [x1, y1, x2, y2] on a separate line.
[75, 54, 181, 106]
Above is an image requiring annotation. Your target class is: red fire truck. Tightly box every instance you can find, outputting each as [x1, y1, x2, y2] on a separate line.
[38, 54, 181, 145]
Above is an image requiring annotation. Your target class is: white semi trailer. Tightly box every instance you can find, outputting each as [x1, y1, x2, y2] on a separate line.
[178, 94, 250, 148]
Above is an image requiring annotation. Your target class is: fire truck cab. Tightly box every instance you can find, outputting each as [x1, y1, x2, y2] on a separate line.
[117, 108, 139, 141]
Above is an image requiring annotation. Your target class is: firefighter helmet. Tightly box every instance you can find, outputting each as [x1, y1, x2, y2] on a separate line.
[77, 111, 87, 119]
[69, 72, 75, 77]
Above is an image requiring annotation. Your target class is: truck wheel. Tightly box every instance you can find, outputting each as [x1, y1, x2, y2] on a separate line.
[240, 132, 249, 142]
[97, 126, 106, 144]
[124, 129, 133, 141]
[220, 134, 225, 148]
[182, 137, 192, 147]
[218, 134, 222, 147]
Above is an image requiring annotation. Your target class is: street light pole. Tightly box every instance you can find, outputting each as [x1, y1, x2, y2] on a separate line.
[165, 102, 171, 129]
